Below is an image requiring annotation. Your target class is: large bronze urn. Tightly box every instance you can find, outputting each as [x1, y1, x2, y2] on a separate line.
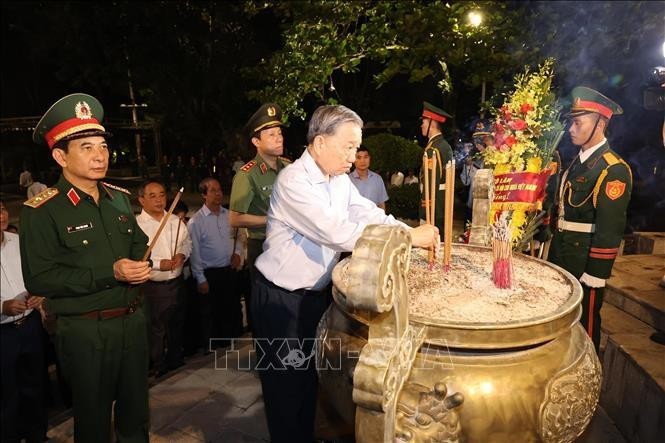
[316, 225, 601, 443]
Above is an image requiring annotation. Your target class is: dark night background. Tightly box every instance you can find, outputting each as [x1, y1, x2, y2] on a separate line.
[1, 0, 664, 229]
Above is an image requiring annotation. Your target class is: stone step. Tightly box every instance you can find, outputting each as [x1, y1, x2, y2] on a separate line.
[605, 254, 665, 331]
[599, 303, 665, 443]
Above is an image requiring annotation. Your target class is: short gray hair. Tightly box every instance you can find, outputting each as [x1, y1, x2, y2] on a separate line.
[306, 105, 363, 144]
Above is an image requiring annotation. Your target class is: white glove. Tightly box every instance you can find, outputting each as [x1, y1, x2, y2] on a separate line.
[580, 272, 606, 288]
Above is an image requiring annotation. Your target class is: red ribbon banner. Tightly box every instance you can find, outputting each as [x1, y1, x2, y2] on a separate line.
[491, 170, 550, 211]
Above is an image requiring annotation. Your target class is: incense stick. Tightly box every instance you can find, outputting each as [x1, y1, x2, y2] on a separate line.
[142, 187, 184, 262]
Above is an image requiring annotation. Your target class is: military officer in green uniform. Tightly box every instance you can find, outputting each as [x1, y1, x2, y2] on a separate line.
[229, 103, 290, 269]
[419, 101, 454, 237]
[20, 94, 151, 442]
[548, 87, 632, 353]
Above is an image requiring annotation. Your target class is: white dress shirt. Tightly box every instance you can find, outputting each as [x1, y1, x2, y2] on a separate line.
[256, 149, 407, 291]
[578, 138, 607, 164]
[136, 210, 192, 281]
[1, 232, 33, 324]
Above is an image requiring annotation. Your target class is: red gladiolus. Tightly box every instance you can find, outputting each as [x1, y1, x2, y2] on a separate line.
[504, 135, 516, 146]
[520, 103, 533, 114]
[494, 133, 505, 147]
[501, 107, 512, 120]
[494, 122, 505, 134]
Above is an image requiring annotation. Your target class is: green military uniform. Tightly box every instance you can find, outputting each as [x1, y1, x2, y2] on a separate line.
[419, 102, 454, 236]
[20, 94, 150, 442]
[230, 153, 290, 264]
[229, 103, 289, 269]
[548, 87, 632, 352]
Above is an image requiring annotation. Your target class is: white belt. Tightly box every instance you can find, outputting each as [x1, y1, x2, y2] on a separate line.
[558, 219, 595, 233]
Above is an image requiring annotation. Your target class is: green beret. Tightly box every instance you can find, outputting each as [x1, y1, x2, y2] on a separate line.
[33, 93, 108, 149]
[566, 86, 623, 119]
[246, 103, 284, 137]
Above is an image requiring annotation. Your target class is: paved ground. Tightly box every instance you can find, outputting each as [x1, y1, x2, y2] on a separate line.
[45, 341, 626, 443]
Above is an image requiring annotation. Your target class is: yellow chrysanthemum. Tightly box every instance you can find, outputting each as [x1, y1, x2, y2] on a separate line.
[525, 157, 542, 173]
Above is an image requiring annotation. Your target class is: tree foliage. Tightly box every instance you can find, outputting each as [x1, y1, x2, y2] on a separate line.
[362, 133, 421, 175]
[245, 0, 525, 119]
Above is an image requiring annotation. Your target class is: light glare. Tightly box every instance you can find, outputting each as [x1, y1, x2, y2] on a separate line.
[468, 11, 483, 27]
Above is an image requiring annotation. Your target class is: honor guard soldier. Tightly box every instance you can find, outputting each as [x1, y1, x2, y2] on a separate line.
[419, 101, 454, 236]
[548, 86, 632, 352]
[20, 93, 152, 442]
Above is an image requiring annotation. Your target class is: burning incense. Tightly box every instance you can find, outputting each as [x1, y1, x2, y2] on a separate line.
[491, 213, 513, 289]
[443, 160, 455, 272]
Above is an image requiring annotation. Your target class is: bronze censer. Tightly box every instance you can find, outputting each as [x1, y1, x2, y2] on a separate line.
[316, 225, 601, 443]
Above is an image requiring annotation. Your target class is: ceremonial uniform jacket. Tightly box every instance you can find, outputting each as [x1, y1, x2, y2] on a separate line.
[550, 141, 632, 281]
[419, 133, 453, 231]
[229, 153, 290, 241]
[19, 176, 148, 315]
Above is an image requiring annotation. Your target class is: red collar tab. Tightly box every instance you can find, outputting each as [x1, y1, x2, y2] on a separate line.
[66, 188, 81, 206]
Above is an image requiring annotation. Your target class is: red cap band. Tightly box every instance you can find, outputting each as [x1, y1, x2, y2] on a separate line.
[573, 100, 613, 119]
[422, 109, 447, 123]
[45, 117, 105, 149]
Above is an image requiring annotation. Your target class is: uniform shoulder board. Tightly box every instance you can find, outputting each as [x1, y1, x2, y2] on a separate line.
[602, 151, 619, 166]
[23, 188, 59, 208]
[279, 156, 292, 164]
[240, 160, 256, 172]
[101, 181, 131, 195]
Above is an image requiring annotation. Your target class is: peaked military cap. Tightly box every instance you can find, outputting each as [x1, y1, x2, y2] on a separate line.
[246, 103, 284, 136]
[33, 93, 109, 149]
[566, 86, 623, 119]
[472, 118, 493, 138]
[422, 101, 452, 123]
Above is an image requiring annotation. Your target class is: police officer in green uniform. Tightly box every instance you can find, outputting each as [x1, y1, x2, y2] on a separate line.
[548, 87, 632, 353]
[229, 103, 289, 269]
[419, 101, 454, 237]
[20, 94, 151, 442]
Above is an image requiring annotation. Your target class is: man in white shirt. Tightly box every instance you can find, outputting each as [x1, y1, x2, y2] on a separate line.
[253, 105, 439, 443]
[349, 145, 389, 210]
[1, 200, 47, 442]
[137, 180, 192, 376]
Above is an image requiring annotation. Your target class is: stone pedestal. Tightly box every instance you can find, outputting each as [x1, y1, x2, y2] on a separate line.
[469, 169, 493, 246]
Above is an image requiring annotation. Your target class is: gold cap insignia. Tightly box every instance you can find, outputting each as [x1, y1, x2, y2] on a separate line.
[75, 101, 93, 119]
[267, 106, 276, 117]
[573, 97, 581, 107]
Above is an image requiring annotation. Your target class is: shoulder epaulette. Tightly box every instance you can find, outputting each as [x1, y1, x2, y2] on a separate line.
[602, 151, 619, 166]
[279, 156, 292, 164]
[101, 181, 131, 195]
[23, 188, 59, 208]
[240, 160, 256, 172]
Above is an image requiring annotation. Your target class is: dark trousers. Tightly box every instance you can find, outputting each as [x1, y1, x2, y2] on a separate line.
[245, 238, 264, 332]
[55, 309, 149, 442]
[251, 271, 330, 443]
[1, 311, 47, 443]
[201, 267, 242, 348]
[143, 277, 185, 371]
[581, 285, 604, 353]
